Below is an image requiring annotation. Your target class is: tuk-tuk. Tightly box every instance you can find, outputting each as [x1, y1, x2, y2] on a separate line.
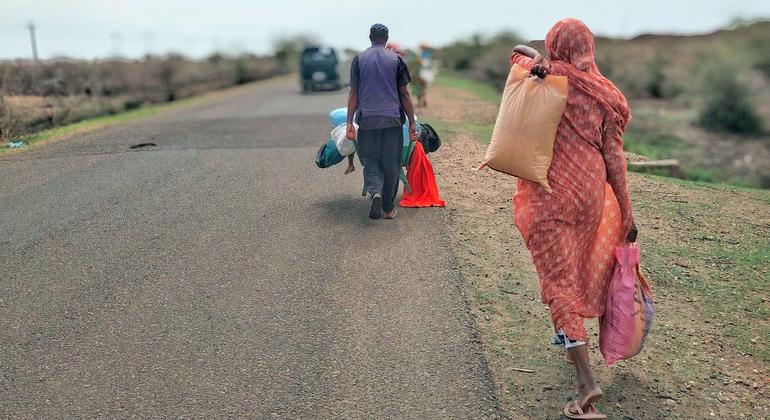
[299, 46, 341, 93]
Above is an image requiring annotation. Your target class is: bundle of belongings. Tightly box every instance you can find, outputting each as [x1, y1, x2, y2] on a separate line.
[315, 108, 444, 207]
[314, 108, 350, 169]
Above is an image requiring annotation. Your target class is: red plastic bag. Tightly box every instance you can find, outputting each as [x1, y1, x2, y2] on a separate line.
[399, 141, 445, 208]
[600, 244, 654, 365]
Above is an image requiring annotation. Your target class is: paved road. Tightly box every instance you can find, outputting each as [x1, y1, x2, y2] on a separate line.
[0, 77, 499, 418]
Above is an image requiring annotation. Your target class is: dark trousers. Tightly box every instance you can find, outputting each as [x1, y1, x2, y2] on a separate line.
[356, 126, 402, 212]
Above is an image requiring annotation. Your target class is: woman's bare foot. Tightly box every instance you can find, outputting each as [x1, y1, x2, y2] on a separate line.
[566, 345, 603, 411]
[344, 165, 355, 175]
[578, 383, 603, 409]
[383, 209, 397, 219]
[563, 401, 606, 419]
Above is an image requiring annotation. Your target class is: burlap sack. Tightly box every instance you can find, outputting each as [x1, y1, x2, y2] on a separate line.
[480, 64, 568, 191]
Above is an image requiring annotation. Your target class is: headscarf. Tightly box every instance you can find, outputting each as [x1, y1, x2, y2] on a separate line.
[545, 18, 631, 128]
[386, 42, 406, 57]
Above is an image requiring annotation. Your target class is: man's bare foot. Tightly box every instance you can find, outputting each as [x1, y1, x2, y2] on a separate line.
[383, 209, 397, 219]
[344, 166, 355, 175]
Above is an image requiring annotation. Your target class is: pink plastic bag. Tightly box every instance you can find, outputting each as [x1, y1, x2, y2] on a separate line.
[600, 244, 654, 365]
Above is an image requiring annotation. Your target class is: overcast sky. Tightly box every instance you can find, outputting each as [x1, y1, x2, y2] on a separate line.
[1, 0, 769, 60]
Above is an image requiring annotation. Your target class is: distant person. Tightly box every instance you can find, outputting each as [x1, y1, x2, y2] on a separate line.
[346, 24, 418, 219]
[509, 18, 638, 419]
[406, 50, 428, 108]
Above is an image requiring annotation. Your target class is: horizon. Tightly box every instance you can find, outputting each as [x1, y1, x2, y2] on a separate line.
[3, 18, 769, 63]
[1, 0, 769, 60]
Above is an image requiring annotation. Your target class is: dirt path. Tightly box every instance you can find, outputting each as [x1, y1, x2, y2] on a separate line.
[421, 82, 769, 419]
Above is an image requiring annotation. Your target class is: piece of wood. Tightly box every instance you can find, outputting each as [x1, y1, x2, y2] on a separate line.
[627, 159, 680, 168]
[511, 367, 535, 373]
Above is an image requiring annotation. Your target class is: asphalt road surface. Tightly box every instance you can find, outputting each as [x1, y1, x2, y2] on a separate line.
[0, 77, 499, 418]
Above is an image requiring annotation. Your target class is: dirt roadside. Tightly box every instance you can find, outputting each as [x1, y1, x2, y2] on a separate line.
[419, 82, 769, 419]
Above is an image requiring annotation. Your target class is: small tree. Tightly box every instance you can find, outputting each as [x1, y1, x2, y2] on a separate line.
[272, 34, 315, 69]
[698, 66, 763, 134]
[751, 38, 770, 79]
[645, 53, 667, 98]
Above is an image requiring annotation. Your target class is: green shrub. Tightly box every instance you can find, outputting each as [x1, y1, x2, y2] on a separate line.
[437, 34, 485, 71]
[751, 39, 770, 78]
[595, 52, 614, 78]
[645, 53, 667, 98]
[755, 57, 770, 78]
[698, 66, 763, 134]
[760, 174, 770, 189]
[683, 167, 717, 183]
[623, 128, 684, 159]
[272, 34, 315, 69]
[437, 32, 523, 90]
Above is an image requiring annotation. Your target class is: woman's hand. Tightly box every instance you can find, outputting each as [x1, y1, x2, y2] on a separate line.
[346, 123, 356, 140]
[626, 221, 638, 243]
[531, 54, 551, 79]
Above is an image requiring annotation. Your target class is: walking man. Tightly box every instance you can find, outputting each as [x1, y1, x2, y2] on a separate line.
[346, 23, 418, 220]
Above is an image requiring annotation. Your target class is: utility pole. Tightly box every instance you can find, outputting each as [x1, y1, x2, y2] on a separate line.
[142, 31, 155, 57]
[27, 21, 39, 62]
[110, 32, 123, 58]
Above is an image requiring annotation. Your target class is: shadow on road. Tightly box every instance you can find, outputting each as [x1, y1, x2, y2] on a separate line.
[311, 196, 371, 228]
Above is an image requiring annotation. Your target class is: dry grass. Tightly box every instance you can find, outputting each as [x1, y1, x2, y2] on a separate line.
[0, 55, 284, 142]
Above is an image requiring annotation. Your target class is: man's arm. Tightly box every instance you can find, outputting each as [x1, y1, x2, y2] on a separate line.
[399, 85, 418, 141]
[396, 56, 418, 141]
[513, 44, 539, 58]
[346, 88, 358, 140]
[346, 57, 359, 140]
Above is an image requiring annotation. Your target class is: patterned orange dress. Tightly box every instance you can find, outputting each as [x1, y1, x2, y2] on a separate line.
[511, 19, 633, 343]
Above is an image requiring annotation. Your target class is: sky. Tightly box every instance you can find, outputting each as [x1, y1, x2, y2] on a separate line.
[1, 0, 769, 60]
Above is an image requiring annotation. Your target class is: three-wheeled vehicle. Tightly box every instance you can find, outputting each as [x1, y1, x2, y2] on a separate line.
[299, 46, 342, 93]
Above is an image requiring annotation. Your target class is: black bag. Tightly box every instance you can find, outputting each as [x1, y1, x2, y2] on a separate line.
[417, 122, 441, 153]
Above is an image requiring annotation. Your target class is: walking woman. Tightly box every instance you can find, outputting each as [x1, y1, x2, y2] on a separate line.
[510, 19, 638, 419]
[406, 50, 428, 108]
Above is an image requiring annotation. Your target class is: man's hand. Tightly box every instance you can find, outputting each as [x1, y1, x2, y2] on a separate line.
[408, 122, 419, 142]
[531, 54, 551, 79]
[346, 123, 356, 140]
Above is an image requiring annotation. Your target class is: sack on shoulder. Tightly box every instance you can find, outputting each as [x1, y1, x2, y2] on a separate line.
[479, 64, 568, 191]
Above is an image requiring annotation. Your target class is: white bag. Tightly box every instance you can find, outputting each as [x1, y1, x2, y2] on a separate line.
[419, 67, 436, 84]
[331, 123, 358, 157]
